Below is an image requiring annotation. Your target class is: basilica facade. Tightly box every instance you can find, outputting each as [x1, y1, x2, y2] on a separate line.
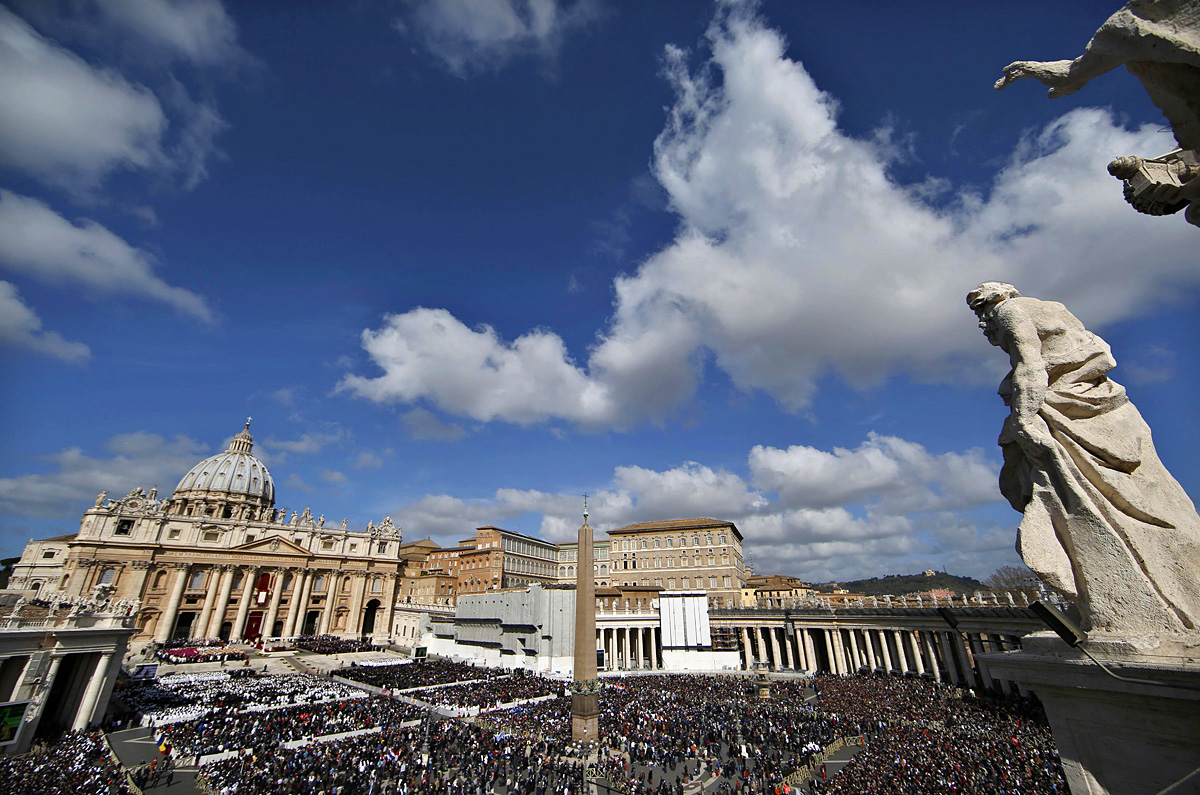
[10, 422, 407, 644]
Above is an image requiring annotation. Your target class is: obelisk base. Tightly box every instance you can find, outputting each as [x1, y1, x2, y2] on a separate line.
[571, 692, 599, 742]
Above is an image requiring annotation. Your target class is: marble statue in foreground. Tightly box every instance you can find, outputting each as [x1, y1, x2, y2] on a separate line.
[995, 0, 1200, 227]
[968, 282, 1200, 637]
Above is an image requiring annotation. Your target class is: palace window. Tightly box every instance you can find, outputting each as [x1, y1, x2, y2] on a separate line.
[322, 541, 335, 551]
[167, 528, 181, 539]
[188, 571, 206, 589]
[115, 519, 133, 536]
[313, 575, 326, 591]
[98, 568, 116, 585]
[41, 550, 55, 559]
[203, 531, 219, 542]
[377, 541, 387, 554]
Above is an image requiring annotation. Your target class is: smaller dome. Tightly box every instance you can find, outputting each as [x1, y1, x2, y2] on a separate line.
[174, 419, 275, 504]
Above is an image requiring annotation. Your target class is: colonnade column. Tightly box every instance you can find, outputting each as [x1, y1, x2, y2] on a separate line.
[958, 633, 981, 689]
[803, 628, 817, 673]
[878, 630, 894, 673]
[922, 632, 942, 682]
[862, 630, 877, 671]
[195, 568, 222, 639]
[768, 627, 783, 670]
[970, 635, 994, 690]
[847, 631, 861, 672]
[894, 630, 910, 674]
[206, 565, 237, 638]
[821, 629, 835, 673]
[72, 651, 115, 730]
[622, 627, 631, 669]
[155, 564, 191, 643]
[907, 631, 925, 676]
[937, 632, 961, 684]
[263, 568, 287, 638]
[232, 567, 258, 641]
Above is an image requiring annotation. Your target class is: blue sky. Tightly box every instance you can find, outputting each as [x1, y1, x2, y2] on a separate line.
[0, 0, 1196, 584]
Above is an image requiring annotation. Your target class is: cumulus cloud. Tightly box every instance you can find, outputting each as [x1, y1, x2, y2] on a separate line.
[0, 431, 207, 518]
[262, 429, 345, 455]
[388, 432, 1011, 580]
[396, 0, 599, 77]
[90, 0, 244, 66]
[0, 280, 90, 362]
[0, 8, 167, 193]
[320, 469, 347, 484]
[354, 451, 384, 470]
[0, 190, 213, 322]
[345, 2, 1198, 430]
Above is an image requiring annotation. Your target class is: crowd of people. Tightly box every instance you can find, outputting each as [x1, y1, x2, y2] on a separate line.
[408, 671, 562, 711]
[808, 675, 1067, 794]
[163, 696, 423, 757]
[120, 671, 368, 725]
[154, 645, 248, 664]
[337, 658, 503, 691]
[295, 635, 380, 655]
[0, 731, 131, 794]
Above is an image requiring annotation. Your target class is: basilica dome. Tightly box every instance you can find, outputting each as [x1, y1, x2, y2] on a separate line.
[173, 420, 275, 506]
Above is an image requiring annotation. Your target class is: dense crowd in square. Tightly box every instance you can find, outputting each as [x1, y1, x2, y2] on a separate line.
[336, 658, 505, 691]
[119, 671, 369, 725]
[407, 671, 564, 711]
[0, 730, 131, 795]
[295, 635, 380, 655]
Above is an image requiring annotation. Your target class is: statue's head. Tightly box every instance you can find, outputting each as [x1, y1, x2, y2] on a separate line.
[967, 282, 1019, 314]
[968, 282, 1020, 347]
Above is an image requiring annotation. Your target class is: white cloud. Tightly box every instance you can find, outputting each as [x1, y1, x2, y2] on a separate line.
[284, 473, 314, 493]
[0, 8, 167, 193]
[397, 0, 599, 77]
[263, 429, 345, 455]
[354, 451, 384, 470]
[0, 431, 207, 518]
[320, 470, 347, 484]
[0, 190, 213, 322]
[749, 433, 997, 514]
[345, 2, 1197, 430]
[402, 407, 465, 442]
[0, 279, 90, 362]
[387, 432, 1010, 580]
[91, 0, 244, 65]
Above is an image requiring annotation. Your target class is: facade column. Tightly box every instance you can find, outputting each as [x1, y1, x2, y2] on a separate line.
[379, 574, 398, 641]
[847, 631, 861, 672]
[740, 628, 753, 668]
[894, 630, 910, 674]
[126, 561, 153, 602]
[231, 567, 259, 641]
[155, 564, 191, 643]
[290, 570, 315, 636]
[346, 573, 367, 637]
[72, 652, 114, 730]
[878, 629, 894, 673]
[621, 627, 630, 669]
[802, 628, 817, 673]
[195, 568, 222, 639]
[319, 572, 341, 635]
[907, 631, 926, 676]
[206, 566, 237, 638]
[779, 628, 794, 669]
[263, 568, 287, 638]
[822, 629, 836, 673]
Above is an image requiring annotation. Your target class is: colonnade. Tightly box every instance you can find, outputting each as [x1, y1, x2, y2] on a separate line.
[597, 625, 664, 670]
[726, 621, 1026, 695]
[152, 563, 399, 644]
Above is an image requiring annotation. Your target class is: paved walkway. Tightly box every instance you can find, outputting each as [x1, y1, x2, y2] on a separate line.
[108, 726, 203, 795]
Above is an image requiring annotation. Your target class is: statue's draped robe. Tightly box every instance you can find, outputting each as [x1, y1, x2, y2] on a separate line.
[999, 334, 1200, 634]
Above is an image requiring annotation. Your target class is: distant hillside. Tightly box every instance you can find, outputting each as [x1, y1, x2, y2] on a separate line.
[815, 572, 986, 597]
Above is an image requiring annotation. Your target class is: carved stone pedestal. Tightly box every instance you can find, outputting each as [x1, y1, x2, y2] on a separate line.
[571, 691, 599, 742]
[981, 632, 1200, 795]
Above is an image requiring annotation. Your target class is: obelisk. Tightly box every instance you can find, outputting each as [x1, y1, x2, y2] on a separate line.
[571, 495, 599, 741]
